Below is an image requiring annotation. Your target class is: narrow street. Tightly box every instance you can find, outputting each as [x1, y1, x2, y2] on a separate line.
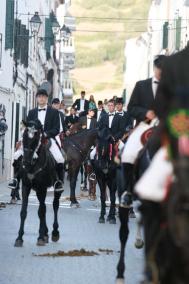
[0, 176, 144, 284]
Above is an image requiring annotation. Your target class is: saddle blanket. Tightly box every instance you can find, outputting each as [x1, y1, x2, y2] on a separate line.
[121, 119, 158, 164]
[135, 147, 173, 202]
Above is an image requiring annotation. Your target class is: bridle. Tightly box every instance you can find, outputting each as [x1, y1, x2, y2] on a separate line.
[23, 126, 49, 181]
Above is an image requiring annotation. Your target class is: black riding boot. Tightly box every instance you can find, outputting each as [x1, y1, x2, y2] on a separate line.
[119, 163, 134, 208]
[54, 163, 64, 192]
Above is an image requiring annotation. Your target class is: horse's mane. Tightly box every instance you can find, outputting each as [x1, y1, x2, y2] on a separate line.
[155, 46, 189, 119]
[67, 128, 98, 139]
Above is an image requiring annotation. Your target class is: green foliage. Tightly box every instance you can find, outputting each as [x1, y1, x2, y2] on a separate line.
[74, 0, 151, 90]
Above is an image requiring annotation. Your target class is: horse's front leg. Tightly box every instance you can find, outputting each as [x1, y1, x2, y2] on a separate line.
[36, 188, 48, 246]
[97, 175, 106, 223]
[116, 206, 130, 283]
[107, 177, 117, 224]
[69, 163, 80, 206]
[52, 190, 62, 242]
[14, 184, 31, 247]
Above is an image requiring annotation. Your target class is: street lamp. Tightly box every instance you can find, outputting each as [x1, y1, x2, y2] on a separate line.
[50, 12, 60, 36]
[60, 24, 71, 40]
[30, 12, 42, 36]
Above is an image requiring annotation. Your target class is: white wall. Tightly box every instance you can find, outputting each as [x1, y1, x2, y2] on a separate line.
[124, 0, 189, 104]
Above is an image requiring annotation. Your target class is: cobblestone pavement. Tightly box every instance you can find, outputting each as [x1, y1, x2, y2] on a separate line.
[0, 176, 144, 284]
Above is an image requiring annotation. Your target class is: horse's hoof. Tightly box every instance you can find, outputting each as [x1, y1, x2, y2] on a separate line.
[14, 239, 23, 247]
[99, 216, 105, 223]
[10, 198, 17, 204]
[70, 201, 80, 208]
[37, 239, 46, 246]
[135, 238, 144, 249]
[116, 278, 124, 284]
[51, 232, 60, 242]
[109, 217, 116, 224]
[44, 235, 49, 243]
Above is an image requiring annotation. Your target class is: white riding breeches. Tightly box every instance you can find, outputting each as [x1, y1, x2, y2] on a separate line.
[121, 119, 158, 164]
[135, 147, 173, 202]
[90, 147, 96, 160]
[14, 148, 23, 160]
[49, 138, 64, 164]
[13, 138, 64, 164]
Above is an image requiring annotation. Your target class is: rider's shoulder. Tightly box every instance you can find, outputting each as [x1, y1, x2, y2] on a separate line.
[136, 78, 152, 86]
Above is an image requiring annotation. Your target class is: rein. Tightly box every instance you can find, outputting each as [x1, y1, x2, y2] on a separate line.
[23, 142, 50, 181]
[67, 137, 86, 159]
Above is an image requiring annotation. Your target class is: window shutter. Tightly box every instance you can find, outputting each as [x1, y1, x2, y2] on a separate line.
[175, 17, 181, 50]
[45, 17, 54, 59]
[20, 25, 29, 67]
[14, 19, 21, 61]
[45, 18, 51, 59]
[24, 29, 29, 68]
[162, 21, 169, 49]
[5, 0, 15, 50]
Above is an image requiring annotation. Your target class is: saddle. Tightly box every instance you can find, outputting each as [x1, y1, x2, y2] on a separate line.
[141, 127, 154, 146]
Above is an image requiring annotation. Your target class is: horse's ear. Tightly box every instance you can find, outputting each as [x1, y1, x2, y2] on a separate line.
[22, 120, 27, 127]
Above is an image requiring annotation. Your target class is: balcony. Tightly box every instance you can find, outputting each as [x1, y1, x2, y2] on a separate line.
[62, 79, 73, 97]
[60, 37, 75, 54]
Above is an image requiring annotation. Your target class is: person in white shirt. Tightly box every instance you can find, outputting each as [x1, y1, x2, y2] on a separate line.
[120, 55, 166, 207]
[96, 100, 106, 123]
[72, 91, 89, 117]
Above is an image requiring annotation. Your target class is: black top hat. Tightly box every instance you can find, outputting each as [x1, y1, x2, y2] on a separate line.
[52, 98, 60, 104]
[116, 97, 124, 104]
[36, 89, 48, 97]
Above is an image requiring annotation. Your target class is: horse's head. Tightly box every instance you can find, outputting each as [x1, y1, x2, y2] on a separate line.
[22, 120, 43, 170]
[96, 127, 113, 172]
[165, 109, 189, 248]
[69, 122, 82, 135]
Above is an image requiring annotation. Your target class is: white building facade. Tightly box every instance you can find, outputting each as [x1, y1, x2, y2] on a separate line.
[0, 0, 64, 181]
[56, 0, 76, 106]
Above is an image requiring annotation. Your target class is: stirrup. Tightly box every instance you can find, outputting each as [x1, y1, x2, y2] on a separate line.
[120, 191, 132, 208]
[8, 178, 18, 189]
[54, 180, 64, 192]
[89, 173, 96, 181]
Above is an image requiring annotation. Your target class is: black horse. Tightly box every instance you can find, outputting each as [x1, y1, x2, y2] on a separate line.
[62, 128, 98, 206]
[92, 127, 118, 224]
[116, 126, 158, 283]
[15, 120, 63, 247]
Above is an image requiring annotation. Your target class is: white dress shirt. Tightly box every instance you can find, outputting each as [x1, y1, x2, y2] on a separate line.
[87, 116, 91, 129]
[108, 112, 115, 128]
[38, 105, 47, 128]
[152, 77, 159, 98]
[59, 113, 63, 133]
[97, 109, 102, 121]
[79, 99, 85, 112]
[116, 111, 124, 116]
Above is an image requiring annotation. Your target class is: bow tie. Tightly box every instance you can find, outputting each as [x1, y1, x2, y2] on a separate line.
[109, 113, 114, 116]
[38, 108, 46, 112]
[118, 112, 123, 115]
[87, 117, 92, 120]
[154, 81, 159, 84]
